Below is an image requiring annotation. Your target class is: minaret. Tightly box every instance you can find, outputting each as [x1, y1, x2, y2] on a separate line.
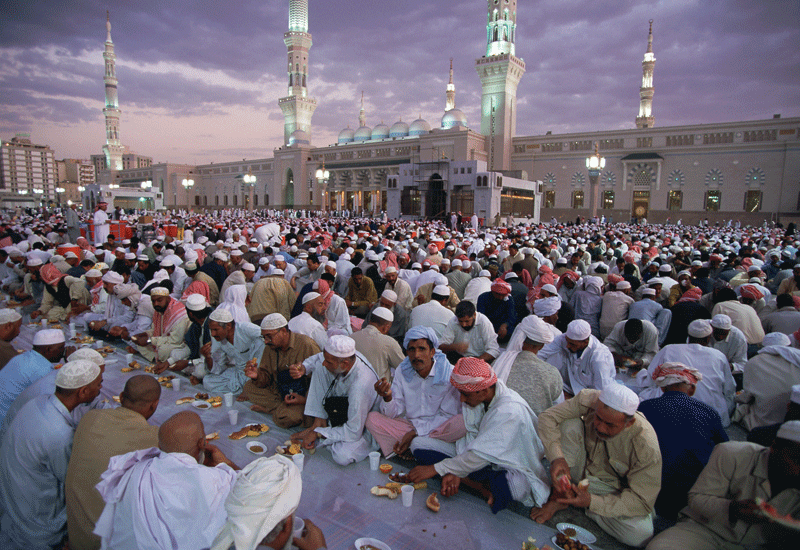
[445, 58, 455, 111]
[635, 20, 656, 129]
[102, 11, 123, 171]
[475, 0, 525, 170]
[358, 91, 366, 128]
[278, 0, 317, 145]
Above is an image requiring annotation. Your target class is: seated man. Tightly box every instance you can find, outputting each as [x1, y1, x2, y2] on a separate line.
[211, 455, 327, 550]
[84, 271, 136, 338]
[363, 289, 409, 345]
[439, 300, 500, 365]
[65, 375, 161, 550]
[130, 287, 191, 365]
[199, 308, 265, 394]
[288, 291, 327, 350]
[351, 306, 404, 382]
[291, 335, 380, 465]
[153, 293, 211, 375]
[747, 384, 800, 447]
[533, 385, 661, 548]
[409, 284, 456, 339]
[0, 360, 102, 549]
[604, 318, 660, 371]
[539, 319, 616, 398]
[30, 264, 91, 322]
[345, 267, 377, 318]
[243, 314, 320, 428]
[647, 421, 800, 550]
[476, 278, 518, 343]
[628, 287, 672, 346]
[0, 308, 22, 370]
[366, 326, 464, 462]
[93, 411, 239, 549]
[638, 363, 729, 523]
[407, 358, 550, 515]
[709, 314, 748, 373]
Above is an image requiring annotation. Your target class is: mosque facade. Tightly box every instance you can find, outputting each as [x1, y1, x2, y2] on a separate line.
[88, 0, 799, 226]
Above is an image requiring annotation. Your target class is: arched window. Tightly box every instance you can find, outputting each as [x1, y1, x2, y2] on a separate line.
[254, 194, 258, 206]
[285, 169, 295, 208]
[224, 195, 228, 206]
[215, 195, 219, 206]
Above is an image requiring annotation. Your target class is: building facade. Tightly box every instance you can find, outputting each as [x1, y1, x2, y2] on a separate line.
[0, 134, 57, 209]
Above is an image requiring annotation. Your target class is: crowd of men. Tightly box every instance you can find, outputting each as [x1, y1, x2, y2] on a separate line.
[0, 207, 799, 549]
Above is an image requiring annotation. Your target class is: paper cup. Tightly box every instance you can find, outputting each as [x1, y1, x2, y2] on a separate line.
[41, 319, 47, 328]
[95, 340, 104, 349]
[292, 516, 305, 540]
[126, 353, 133, 364]
[368, 451, 380, 471]
[401, 484, 414, 507]
[227, 409, 238, 425]
[223, 392, 234, 407]
[172, 377, 181, 391]
[292, 452, 305, 472]
[69, 322, 76, 335]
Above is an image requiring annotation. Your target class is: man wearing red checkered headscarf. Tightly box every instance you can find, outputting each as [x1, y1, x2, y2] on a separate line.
[476, 278, 517, 343]
[407, 357, 550, 516]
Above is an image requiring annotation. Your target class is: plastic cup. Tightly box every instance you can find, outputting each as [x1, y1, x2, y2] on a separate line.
[368, 451, 380, 471]
[223, 392, 234, 407]
[171, 377, 181, 391]
[292, 452, 305, 472]
[95, 339, 104, 349]
[292, 516, 305, 540]
[401, 484, 414, 507]
[126, 353, 133, 364]
[228, 409, 238, 425]
[41, 319, 47, 328]
[69, 322, 76, 335]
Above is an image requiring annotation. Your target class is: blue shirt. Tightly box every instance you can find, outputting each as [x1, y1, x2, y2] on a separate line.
[476, 291, 517, 335]
[0, 349, 54, 426]
[638, 391, 729, 520]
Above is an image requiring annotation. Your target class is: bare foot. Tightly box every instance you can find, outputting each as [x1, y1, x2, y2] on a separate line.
[189, 375, 201, 386]
[529, 498, 569, 523]
[251, 404, 269, 413]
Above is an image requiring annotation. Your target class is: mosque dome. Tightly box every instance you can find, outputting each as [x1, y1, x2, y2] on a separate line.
[338, 127, 355, 144]
[441, 108, 468, 129]
[371, 122, 390, 140]
[409, 117, 431, 136]
[389, 120, 410, 138]
[288, 129, 310, 146]
[354, 125, 373, 142]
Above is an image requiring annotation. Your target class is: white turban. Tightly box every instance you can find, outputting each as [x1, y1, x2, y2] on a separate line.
[209, 309, 234, 324]
[599, 382, 639, 416]
[101, 271, 124, 285]
[762, 332, 791, 348]
[533, 296, 561, 317]
[260, 313, 288, 330]
[211, 455, 301, 550]
[565, 319, 591, 341]
[540, 284, 558, 295]
[519, 316, 554, 345]
[55, 360, 100, 390]
[114, 283, 141, 300]
[325, 335, 356, 358]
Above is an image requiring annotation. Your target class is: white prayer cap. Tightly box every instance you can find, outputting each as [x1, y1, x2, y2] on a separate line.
[504, 271, 517, 279]
[461, 260, 471, 269]
[209, 308, 234, 324]
[260, 313, 288, 330]
[677, 270, 692, 278]
[184, 261, 197, 271]
[372, 306, 394, 323]
[384, 266, 397, 274]
[186, 294, 209, 311]
[763, 332, 791, 347]
[616, 281, 631, 290]
[122, 252, 135, 261]
[479, 269, 491, 277]
[115, 247, 126, 254]
[648, 278, 663, 287]
[33, 329, 65, 346]
[340, 253, 351, 260]
[67, 347, 105, 367]
[776, 420, 800, 444]
[519, 316, 554, 345]
[710, 314, 732, 330]
[271, 268, 284, 275]
[451, 259, 462, 267]
[137, 254, 150, 261]
[641, 287, 656, 296]
[541, 284, 558, 295]
[27, 257, 43, 267]
[381, 289, 397, 303]
[325, 335, 356, 358]
[658, 264, 672, 273]
[687, 319, 713, 338]
[432, 284, 450, 298]
[533, 296, 561, 317]
[231, 249, 243, 257]
[102, 271, 124, 284]
[213, 251, 227, 261]
[599, 382, 640, 416]
[55, 360, 100, 390]
[302, 292, 321, 305]
[214, 455, 301, 550]
[411, 262, 422, 270]
[258, 257, 270, 265]
[84, 268, 102, 279]
[691, 260, 703, 266]
[441, 258, 451, 265]
[565, 319, 591, 341]
[150, 287, 169, 297]
[0, 309, 22, 324]
[557, 257, 568, 265]
[64, 251, 79, 259]
[160, 259, 174, 267]
[791, 384, 800, 405]
[241, 262, 255, 272]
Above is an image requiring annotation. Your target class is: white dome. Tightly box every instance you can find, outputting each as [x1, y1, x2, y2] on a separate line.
[288, 129, 310, 146]
[409, 118, 431, 136]
[441, 108, 468, 129]
[338, 127, 355, 144]
[389, 120, 409, 137]
[371, 122, 390, 140]
[354, 125, 372, 141]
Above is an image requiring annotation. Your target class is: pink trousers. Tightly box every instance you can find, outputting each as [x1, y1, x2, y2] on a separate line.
[365, 412, 467, 456]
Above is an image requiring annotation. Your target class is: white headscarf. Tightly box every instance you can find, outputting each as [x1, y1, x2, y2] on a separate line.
[217, 285, 250, 325]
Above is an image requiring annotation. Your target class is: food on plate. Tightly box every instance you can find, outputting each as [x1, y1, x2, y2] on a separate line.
[228, 423, 270, 440]
[53, 363, 63, 370]
[386, 478, 427, 491]
[276, 440, 304, 455]
[359, 545, 382, 550]
[370, 485, 399, 499]
[562, 527, 577, 538]
[196, 392, 209, 400]
[205, 432, 219, 440]
[208, 396, 223, 407]
[49, 324, 63, 329]
[389, 472, 411, 483]
[555, 533, 591, 550]
[426, 493, 440, 512]
[112, 395, 121, 403]
[72, 336, 94, 344]
[249, 444, 264, 453]
[378, 463, 393, 474]
[176, 397, 194, 405]
[157, 375, 176, 387]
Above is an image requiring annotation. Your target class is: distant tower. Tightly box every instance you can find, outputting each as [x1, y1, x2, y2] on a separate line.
[278, 0, 318, 145]
[636, 20, 656, 129]
[359, 91, 366, 128]
[475, 0, 525, 170]
[445, 58, 456, 111]
[102, 11, 123, 171]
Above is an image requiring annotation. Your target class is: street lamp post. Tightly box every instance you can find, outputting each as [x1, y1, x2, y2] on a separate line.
[243, 172, 256, 212]
[181, 178, 194, 210]
[586, 142, 606, 220]
[140, 180, 153, 211]
[315, 161, 330, 212]
[55, 187, 65, 208]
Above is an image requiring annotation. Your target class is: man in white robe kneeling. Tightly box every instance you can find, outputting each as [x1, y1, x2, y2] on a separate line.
[407, 357, 550, 514]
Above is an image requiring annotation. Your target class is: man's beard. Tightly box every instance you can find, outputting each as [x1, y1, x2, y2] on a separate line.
[153, 305, 167, 314]
[311, 311, 325, 323]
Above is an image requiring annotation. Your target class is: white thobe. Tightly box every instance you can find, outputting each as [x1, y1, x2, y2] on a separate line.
[735, 346, 800, 430]
[603, 319, 660, 368]
[628, 298, 672, 346]
[305, 354, 380, 465]
[432, 381, 550, 508]
[397, 269, 420, 290]
[409, 300, 456, 340]
[205, 321, 265, 394]
[463, 277, 492, 305]
[539, 335, 616, 395]
[440, 312, 500, 359]
[169, 267, 190, 300]
[711, 325, 748, 372]
[385, 277, 413, 311]
[636, 344, 736, 427]
[93, 448, 236, 550]
[288, 311, 328, 350]
[93, 209, 109, 243]
[411, 270, 441, 296]
[599, 291, 634, 340]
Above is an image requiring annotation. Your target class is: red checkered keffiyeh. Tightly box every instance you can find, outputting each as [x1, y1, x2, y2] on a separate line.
[651, 362, 703, 387]
[740, 284, 764, 301]
[450, 357, 497, 392]
[677, 287, 703, 303]
[40, 263, 66, 286]
[491, 279, 511, 296]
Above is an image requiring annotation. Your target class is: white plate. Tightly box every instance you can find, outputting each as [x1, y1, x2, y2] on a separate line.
[552, 535, 593, 550]
[246, 441, 267, 454]
[556, 523, 596, 544]
[191, 400, 212, 410]
[354, 538, 391, 550]
[387, 472, 410, 483]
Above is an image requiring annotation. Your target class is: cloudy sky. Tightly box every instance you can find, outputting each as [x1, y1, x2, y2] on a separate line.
[1, 0, 798, 165]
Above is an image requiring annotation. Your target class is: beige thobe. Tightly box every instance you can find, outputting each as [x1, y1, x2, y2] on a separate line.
[194, 271, 220, 307]
[351, 324, 404, 381]
[39, 276, 91, 321]
[247, 276, 295, 323]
